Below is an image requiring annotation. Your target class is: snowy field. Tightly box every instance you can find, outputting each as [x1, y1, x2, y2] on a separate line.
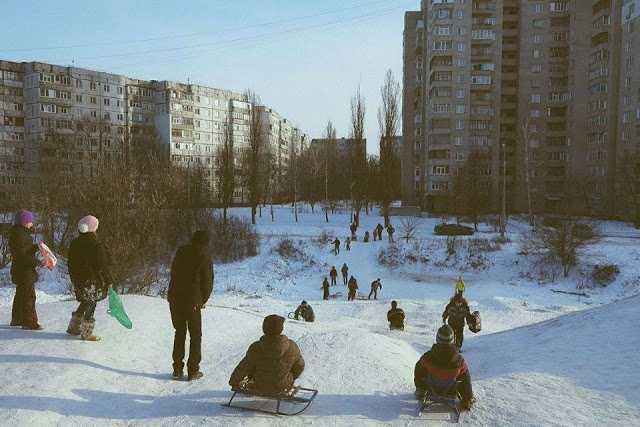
[1, 207, 640, 426]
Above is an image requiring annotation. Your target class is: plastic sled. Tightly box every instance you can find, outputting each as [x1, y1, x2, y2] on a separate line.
[107, 287, 133, 329]
[467, 311, 481, 333]
[38, 242, 58, 270]
[418, 393, 461, 423]
[224, 385, 318, 416]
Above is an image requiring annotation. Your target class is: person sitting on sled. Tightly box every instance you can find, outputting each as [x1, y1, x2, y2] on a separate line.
[229, 314, 305, 396]
[294, 301, 315, 322]
[414, 325, 475, 411]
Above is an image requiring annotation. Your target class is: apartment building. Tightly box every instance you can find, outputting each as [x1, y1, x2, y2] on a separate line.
[402, 0, 640, 217]
[0, 60, 307, 206]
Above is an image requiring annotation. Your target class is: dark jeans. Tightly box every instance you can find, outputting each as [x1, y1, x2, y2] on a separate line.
[451, 324, 464, 349]
[76, 301, 97, 321]
[331, 276, 337, 286]
[368, 289, 378, 299]
[342, 274, 348, 286]
[11, 280, 38, 327]
[170, 303, 202, 374]
[348, 290, 356, 301]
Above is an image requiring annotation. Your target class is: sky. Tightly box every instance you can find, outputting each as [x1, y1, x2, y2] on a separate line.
[0, 0, 419, 155]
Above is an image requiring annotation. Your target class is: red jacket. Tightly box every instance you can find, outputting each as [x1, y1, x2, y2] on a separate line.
[414, 343, 472, 399]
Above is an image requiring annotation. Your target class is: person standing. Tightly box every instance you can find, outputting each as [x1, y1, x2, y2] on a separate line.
[372, 228, 378, 241]
[329, 266, 338, 286]
[9, 210, 42, 330]
[332, 237, 341, 255]
[387, 224, 395, 242]
[341, 263, 349, 286]
[387, 301, 405, 330]
[168, 230, 214, 381]
[368, 278, 383, 300]
[350, 222, 357, 241]
[363, 231, 370, 242]
[66, 215, 113, 341]
[375, 223, 384, 241]
[347, 276, 358, 301]
[321, 277, 330, 300]
[345, 237, 351, 251]
[442, 292, 471, 350]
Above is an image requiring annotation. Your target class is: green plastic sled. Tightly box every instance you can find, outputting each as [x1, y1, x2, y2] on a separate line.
[107, 287, 133, 329]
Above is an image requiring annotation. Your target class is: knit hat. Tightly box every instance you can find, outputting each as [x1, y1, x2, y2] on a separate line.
[262, 314, 285, 336]
[15, 210, 34, 226]
[78, 215, 99, 233]
[436, 325, 455, 345]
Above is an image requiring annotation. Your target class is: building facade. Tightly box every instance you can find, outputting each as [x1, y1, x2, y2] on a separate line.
[402, 0, 640, 218]
[0, 60, 308, 206]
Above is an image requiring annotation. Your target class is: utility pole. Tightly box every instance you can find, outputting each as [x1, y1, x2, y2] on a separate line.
[501, 143, 507, 238]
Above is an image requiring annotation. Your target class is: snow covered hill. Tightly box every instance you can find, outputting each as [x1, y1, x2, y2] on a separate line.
[1, 209, 640, 425]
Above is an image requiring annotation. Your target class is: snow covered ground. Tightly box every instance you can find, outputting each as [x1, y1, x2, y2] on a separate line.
[1, 207, 639, 426]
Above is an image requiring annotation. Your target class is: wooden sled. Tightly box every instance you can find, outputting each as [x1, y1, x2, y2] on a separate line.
[224, 385, 318, 416]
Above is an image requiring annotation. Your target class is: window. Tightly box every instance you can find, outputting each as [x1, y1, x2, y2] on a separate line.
[532, 49, 542, 58]
[457, 42, 465, 52]
[471, 75, 491, 85]
[456, 119, 464, 130]
[104, 98, 110, 106]
[103, 113, 110, 120]
[532, 34, 543, 44]
[531, 94, 541, 103]
[454, 136, 463, 145]
[533, 3, 543, 13]
[90, 82, 97, 90]
[40, 104, 56, 113]
[90, 96, 97, 104]
[431, 165, 449, 176]
[532, 19, 544, 29]
[436, 9, 451, 19]
[433, 103, 451, 113]
[456, 89, 465, 99]
[435, 26, 451, 35]
[431, 182, 449, 191]
[118, 87, 123, 94]
[530, 109, 541, 118]
[456, 58, 466, 66]
[104, 84, 110, 92]
[531, 64, 542, 73]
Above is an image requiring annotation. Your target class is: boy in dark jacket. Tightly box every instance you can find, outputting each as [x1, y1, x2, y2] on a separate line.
[294, 301, 315, 322]
[368, 278, 382, 300]
[321, 278, 330, 300]
[329, 266, 338, 286]
[168, 230, 214, 381]
[332, 238, 340, 255]
[347, 276, 358, 301]
[414, 325, 475, 411]
[442, 293, 471, 349]
[9, 210, 42, 330]
[387, 300, 405, 330]
[67, 215, 113, 341]
[341, 263, 349, 286]
[229, 314, 305, 396]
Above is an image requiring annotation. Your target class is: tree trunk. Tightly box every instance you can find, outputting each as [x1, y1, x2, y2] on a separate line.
[270, 203, 274, 222]
[383, 204, 390, 227]
[223, 207, 228, 225]
[325, 207, 329, 223]
[251, 206, 256, 225]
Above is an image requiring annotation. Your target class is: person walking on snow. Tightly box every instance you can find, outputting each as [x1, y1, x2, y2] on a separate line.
[414, 325, 475, 411]
[329, 266, 338, 286]
[368, 278, 383, 300]
[454, 276, 465, 296]
[387, 224, 395, 242]
[363, 231, 370, 242]
[442, 292, 471, 350]
[372, 228, 378, 241]
[294, 301, 315, 322]
[387, 300, 405, 330]
[321, 277, 330, 300]
[167, 230, 214, 381]
[332, 237, 341, 255]
[347, 276, 358, 301]
[375, 223, 384, 241]
[341, 263, 349, 286]
[67, 215, 113, 341]
[345, 237, 351, 251]
[229, 314, 305, 396]
[350, 222, 357, 240]
[9, 210, 43, 330]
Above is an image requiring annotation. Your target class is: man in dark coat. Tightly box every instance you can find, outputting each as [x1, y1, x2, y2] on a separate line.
[229, 314, 305, 396]
[321, 278, 330, 300]
[329, 266, 338, 286]
[368, 278, 383, 300]
[332, 238, 340, 255]
[345, 237, 351, 251]
[67, 215, 113, 341]
[294, 301, 315, 322]
[372, 228, 378, 241]
[375, 223, 384, 241]
[363, 231, 370, 242]
[347, 276, 358, 301]
[341, 263, 349, 286]
[168, 230, 214, 381]
[442, 293, 471, 350]
[9, 210, 42, 330]
[387, 300, 405, 330]
[387, 224, 395, 242]
[414, 325, 475, 411]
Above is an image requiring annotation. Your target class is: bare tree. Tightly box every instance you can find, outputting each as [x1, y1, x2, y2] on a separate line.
[323, 121, 337, 222]
[350, 86, 367, 227]
[216, 113, 235, 224]
[451, 150, 492, 231]
[377, 69, 401, 226]
[242, 90, 264, 225]
[401, 216, 419, 243]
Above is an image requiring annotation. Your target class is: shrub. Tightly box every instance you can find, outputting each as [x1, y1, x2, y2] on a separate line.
[434, 223, 475, 236]
[378, 243, 403, 268]
[275, 237, 297, 258]
[591, 264, 620, 286]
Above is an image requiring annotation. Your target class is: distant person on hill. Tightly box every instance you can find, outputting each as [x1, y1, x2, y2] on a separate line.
[9, 210, 43, 330]
[294, 301, 315, 322]
[454, 276, 465, 296]
[229, 314, 305, 396]
[167, 230, 214, 381]
[67, 215, 113, 342]
[321, 277, 330, 300]
[387, 300, 405, 330]
[329, 266, 338, 286]
[375, 223, 384, 241]
[332, 237, 341, 255]
[341, 263, 349, 286]
[387, 224, 395, 242]
[345, 237, 351, 251]
[372, 228, 378, 241]
[364, 231, 370, 242]
[368, 278, 383, 300]
[442, 292, 471, 350]
[414, 325, 475, 410]
[347, 276, 358, 301]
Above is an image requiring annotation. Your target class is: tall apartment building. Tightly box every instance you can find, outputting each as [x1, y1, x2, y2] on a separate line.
[0, 60, 308, 205]
[402, 0, 640, 217]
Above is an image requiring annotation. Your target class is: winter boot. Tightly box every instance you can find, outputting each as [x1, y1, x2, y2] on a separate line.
[66, 312, 82, 336]
[172, 363, 184, 380]
[187, 371, 204, 381]
[80, 319, 100, 342]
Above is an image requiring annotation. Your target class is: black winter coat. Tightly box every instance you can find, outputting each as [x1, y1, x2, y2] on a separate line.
[294, 304, 315, 322]
[168, 243, 214, 311]
[8, 225, 39, 284]
[68, 233, 113, 302]
[387, 308, 405, 329]
[443, 297, 471, 328]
